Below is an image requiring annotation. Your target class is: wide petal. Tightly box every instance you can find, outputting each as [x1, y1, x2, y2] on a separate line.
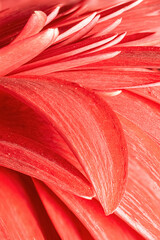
[116, 116, 160, 240]
[100, 90, 160, 144]
[0, 75, 128, 215]
[0, 133, 94, 198]
[35, 180, 145, 240]
[47, 69, 160, 91]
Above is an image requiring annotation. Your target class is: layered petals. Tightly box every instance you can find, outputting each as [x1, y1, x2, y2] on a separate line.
[0, 28, 58, 76]
[35, 180, 145, 240]
[0, 167, 60, 240]
[0, 76, 128, 214]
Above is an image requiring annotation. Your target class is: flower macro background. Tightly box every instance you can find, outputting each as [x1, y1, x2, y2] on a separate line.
[0, 0, 160, 239]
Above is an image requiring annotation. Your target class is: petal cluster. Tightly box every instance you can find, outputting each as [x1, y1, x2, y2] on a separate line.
[0, 0, 160, 240]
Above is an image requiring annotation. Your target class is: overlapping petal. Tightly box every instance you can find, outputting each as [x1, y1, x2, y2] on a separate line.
[0, 0, 160, 239]
[0, 167, 60, 240]
[0, 75, 128, 214]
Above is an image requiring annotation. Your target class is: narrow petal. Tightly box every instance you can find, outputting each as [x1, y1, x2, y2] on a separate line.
[45, 6, 61, 26]
[11, 11, 47, 43]
[0, 167, 60, 240]
[0, 76, 128, 215]
[34, 179, 93, 240]
[15, 34, 118, 73]
[55, 12, 97, 44]
[98, 0, 143, 23]
[83, 46, 160, 68]
[14, 51, 120, 75]
[50, 70, 160, 91]
[0, 28, 57, 76]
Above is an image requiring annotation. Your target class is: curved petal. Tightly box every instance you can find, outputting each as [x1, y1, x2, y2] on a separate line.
[47, 69, 160, 91]
[129, 86, 160, 104]
[116, 116, 160, 240]
[34, 179, 93, 240]
[0, 28, 57, 76]
[100, 90, 160, 144]
[0, 167, 60, 240]
[0, 75, 128, 215]
[35, 180, 145, 240]
[11, 11, 47, 43]
[0, 133, 94, 198]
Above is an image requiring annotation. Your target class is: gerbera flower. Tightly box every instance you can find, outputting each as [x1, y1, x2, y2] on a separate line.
[0, 0, 160, 239]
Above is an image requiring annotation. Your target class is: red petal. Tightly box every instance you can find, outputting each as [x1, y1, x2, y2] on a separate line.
[116, 116, 160, 240]
[100, 90, 160, 144]
[82, 46, 160, 68]
[34, 179, 93, 240]
[11, 11, 47, 43]
[0, 28, 57, 76]
[38, 181, 145, 240]
[0, 167, 60, 240]
[129, 86, 160, 105]
[47, 69, 160, 91]
[0, 90, 85, 175]
[45, 6, 60, 26]
[14, 51, 120, 75]
[0, 75, 128, 215]
[98, 0, 143, 23]
[0, 133, 94, 198]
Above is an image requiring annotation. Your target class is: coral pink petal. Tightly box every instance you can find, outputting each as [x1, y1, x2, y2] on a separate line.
[116, 116, 160, 240]
[0, 76, 128, 215]
[37, 181, 145, 240]
[100, 90, 160, 144]
[34, 180, 93, 240]
[115, 0, 160, 34]
[119, 30, 160, 46]
[87, 32, 126, 54]
[0, 29, 57, 76]
[11, 11, 47, 44]
[55, 12, 97, 44]
[0, 132, 94, 198]
[94, 18, 122, 37]
[45, 6, 61, 26]
[0, 167, 60, 240]
[58, 14, 100, 47]
[98, 0, 143, 23]
[15, 51, 120, 75]
[47, 69, 160, 90]
[85, 46, 160, 68]
[130, 86, 160, 104]
[16, 34, 118, 72]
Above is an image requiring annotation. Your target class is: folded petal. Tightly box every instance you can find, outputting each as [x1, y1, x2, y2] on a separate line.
[0, 75, 128, 215]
